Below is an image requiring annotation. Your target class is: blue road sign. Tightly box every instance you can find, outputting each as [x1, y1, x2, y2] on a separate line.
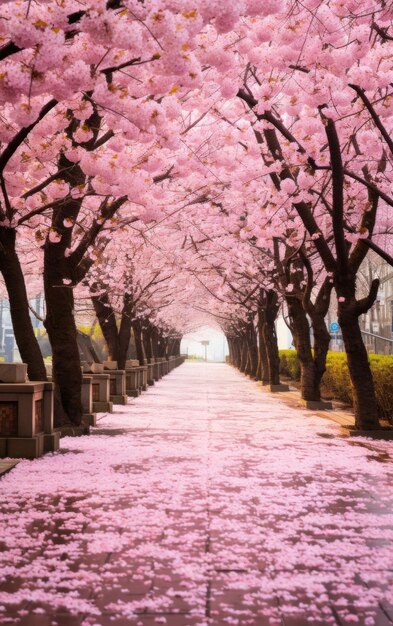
[330, 321, 339, 333]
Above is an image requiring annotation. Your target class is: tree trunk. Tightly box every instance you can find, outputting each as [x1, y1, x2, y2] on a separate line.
[132, 319, 145, 365]
[239, 337, 247, 373]
[92, 291, 133, 369]
[157, 332, 167, 358]
[228, 337, 238, 367]
[151, 327, 159, 359]
[143, 326, 153, 360]
[0, 228, 47, 381]
[246, 321, 258, 378]
[117, 314, 132, 370]
[44, 250, 82, 426]
[91, 293, 119, 361]
[256, 306, 269, 383]
[286, 295, 316, 401]
[336, 272, 380, 429]
[264, 290, 280, 385]
[231, 338, 239, 368]
[234, 337, 242, 369]
[338, 311, 379, 429]
[309, 310, 331, 400]
[302, 276, 333, 402]
[161, 337, 169, 358]
[43, 151, 86, 426]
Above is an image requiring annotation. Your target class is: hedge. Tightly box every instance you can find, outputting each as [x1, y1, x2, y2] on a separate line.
[279, 349, 393, 423]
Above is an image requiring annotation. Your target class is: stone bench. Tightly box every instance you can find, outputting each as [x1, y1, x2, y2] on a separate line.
[125, 361, 147, 395]
[125, 367, 140, 398]
[83, 364, 113, 413]
[0, 364, 59, 459]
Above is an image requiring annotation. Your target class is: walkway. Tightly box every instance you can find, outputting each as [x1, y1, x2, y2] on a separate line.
[0, 363, 392, 626]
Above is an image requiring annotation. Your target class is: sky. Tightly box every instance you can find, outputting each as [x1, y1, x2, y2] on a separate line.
[181, 326, 229, 362]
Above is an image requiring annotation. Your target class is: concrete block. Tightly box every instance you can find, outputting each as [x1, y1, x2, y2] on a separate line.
[302, 400, 333, 411]
[110, 394, 128, 405]
[43, 432, 60, 453]
[108, 370, 126, 397]
[91, 374, 110, 406]
[7, 434, 44, 459]
[83, 362, 104, 374]
[147, 363, 155, 385]
[125, 369, 139, 395]
[140, 366, 148, 390]
[153, 362, 161, 381]
[269, 384, 290, 392]
[17, 394, 36, 437]
[0, 364, 27, 383]
[81, 375, 93, 414]
[103, 361, 118, 370]
[84, 413, 97, 426]
[0, 438, 7, 456]
[126, 360, 139, 368]
[92, 401, 113, 413]
[342, 425, 393, 439]
[58, 423, 90, 437]
[0, 459, 18, 476]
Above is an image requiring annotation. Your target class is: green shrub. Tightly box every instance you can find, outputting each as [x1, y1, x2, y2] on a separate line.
[279, 349, 301, 381]
[322, 353, 352, 404]
[368, 355, 393, 421]
[279, 349, 393, 423]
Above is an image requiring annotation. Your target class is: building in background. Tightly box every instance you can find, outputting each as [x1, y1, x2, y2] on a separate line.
[0, 295, 45, 362]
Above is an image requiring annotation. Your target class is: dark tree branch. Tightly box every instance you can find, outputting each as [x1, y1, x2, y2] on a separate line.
[0, 41, 21, 62]
[237, 89, 306, 153]
[22, 166, 75, 199]
[324, 116, 348, 271]
[308, 158, 393, 208]
[371, 21, 393, 41]
[0, 99, 58, 174]
[356, 278, 380, 315]
[349, 83, 393, 156]
[68, 195, 128, 270]
[359, 238, 393, 267]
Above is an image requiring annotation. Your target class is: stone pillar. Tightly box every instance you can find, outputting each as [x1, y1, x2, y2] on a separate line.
[125, 368, 140, 397]
[0, 364, 59, 459]
[81, 374, 96, 426]
[108, 370, 128, 405]
[90, 374, 112, 413]
[147, 362, 155, 386]
[140, 365, 148, 391]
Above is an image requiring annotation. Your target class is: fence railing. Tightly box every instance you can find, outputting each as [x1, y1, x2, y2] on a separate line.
[330, 330, 393, 355]
[360, 330, 393, 355]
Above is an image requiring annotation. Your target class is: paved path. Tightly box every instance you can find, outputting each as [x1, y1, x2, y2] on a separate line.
[0, 363, 393, 626]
